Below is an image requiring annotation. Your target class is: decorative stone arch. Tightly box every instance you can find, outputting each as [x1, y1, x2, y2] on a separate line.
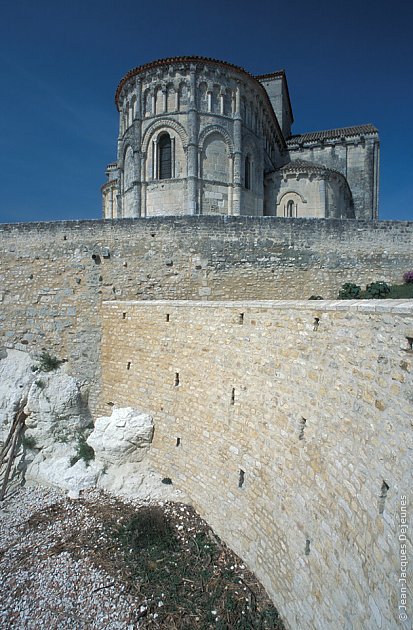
[143, 88, 152, 117]
[154, 85, 164, 115]
[142, 118, 188, 156]
[199, 128, 233, 215]
[198, 125, 234, 155]
[165, 83, 176, 112]
[122, 145, 136, 189]
[130, 95, 137, 120]
[118, 143, 135, 170]
[142, 119, 187, 182]
[178, 81, 189, 110]
[242, 134, 259, 192]
[198, 81, 208, 111]
[277, 190, 307, 217]
[243, 132, 258, 157]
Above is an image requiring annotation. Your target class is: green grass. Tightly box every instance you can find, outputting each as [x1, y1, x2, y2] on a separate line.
[38, 351, 62, 372]
[69, 435, 95, 467]
[21, 434, 37, 449]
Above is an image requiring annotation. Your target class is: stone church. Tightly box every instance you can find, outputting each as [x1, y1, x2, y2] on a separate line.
[102, 56, 379, 220]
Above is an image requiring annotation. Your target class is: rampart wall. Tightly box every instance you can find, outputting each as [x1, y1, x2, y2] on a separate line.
[100, 299, 413, 630]
[0, 216, 412, 412]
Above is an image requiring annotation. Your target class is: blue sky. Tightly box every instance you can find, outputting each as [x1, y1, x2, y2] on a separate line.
[0, 0, 411, 223]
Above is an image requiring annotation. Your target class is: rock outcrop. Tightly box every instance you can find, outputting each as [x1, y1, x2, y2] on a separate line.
[24, 371, 91, 448]
[0, 348, 34, 442]
[0, 348, 184, 502]
[87, 407, 153, 464]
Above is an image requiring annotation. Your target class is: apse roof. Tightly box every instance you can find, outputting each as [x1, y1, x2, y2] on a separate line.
[287, 124, 378, 144]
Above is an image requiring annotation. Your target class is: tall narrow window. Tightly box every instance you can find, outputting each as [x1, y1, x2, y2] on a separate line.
[158, 133, 172, 179]
[286, 200, 295, 217]
[244, 156, 251, 190]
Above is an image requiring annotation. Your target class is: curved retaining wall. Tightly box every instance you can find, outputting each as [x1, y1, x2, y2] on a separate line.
[100, 300, 412, 630]
[0, 217, 412, 413]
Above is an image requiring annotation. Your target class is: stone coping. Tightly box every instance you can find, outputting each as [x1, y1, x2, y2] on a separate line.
[1, 216, 412, 230]
[103, 299, 413, 315]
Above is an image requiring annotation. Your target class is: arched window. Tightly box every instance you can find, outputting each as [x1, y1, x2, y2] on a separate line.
[244, 156, 251, 190]
[158, 133, 172, 179]
[286, 200, 295, 217]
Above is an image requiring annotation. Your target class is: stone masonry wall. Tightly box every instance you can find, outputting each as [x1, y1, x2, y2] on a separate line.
[100, 299, 413, 630]
[0, 217, 412, 412]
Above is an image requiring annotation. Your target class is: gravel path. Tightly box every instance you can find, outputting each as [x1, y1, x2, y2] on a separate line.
[0, 486, 284, 629]
[0, 486, 147, 628]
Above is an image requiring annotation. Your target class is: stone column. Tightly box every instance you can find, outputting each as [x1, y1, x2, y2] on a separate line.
[187, 66, 198, 214]
[319, 178, 327, 218]
[117, 109, 123, 165]
[232, 84, 242, 216]
[141, 152, 147, 217]
[133, 79, 142, 218]
[229, 155, 234, 215]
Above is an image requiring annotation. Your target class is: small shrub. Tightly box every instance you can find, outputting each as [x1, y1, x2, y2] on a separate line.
[70, 435, 95, 467]
[161, 477, 173, 485]
[388, 283, 413, 299]
[38, 351, 61, 372]
[35, 379, 45, 389]
[365, 281, 391, 299]
[403, 270, 413, 284]
[21, 434, 37, 449]
[338, 283, 361, 299]
[309, 295, 323, 300]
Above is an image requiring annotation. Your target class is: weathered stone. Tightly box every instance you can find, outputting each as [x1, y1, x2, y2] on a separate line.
[24, 370, 91, 448]
[0, 349, 34, 441]
[99, 299, 413, 630]
[87, 406, 153, 465]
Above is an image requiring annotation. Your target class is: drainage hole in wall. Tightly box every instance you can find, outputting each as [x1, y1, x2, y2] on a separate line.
[313, 317, 320, 331]
[239, 313, 244, 325]
[127, 361, 131, 370]
[231, 388, 235, 405]
[166, 314, 170, 322]
[175, 372, 180, 387]
[176, 437, 181, 447]
[378, 480, 389, 514]
[298, 417, 307, 440]
[238, 469, 245, 488]
[305, 539, 311, 555]
[122, 312, 126, 319]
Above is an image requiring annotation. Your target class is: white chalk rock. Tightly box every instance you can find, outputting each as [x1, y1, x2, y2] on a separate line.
[0, 349, 34, 441]
[24, 371, 90, 448]
[87, 407, 153, 464]
[97, 460, 187, 502]
[26, 444, 102, 493]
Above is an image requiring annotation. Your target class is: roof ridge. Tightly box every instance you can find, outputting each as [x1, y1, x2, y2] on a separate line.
[287, 124, 378, 143]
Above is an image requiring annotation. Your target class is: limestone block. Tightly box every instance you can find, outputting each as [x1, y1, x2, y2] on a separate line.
[0, 349, 34, 440]
[24, 370, 90, 448]
[87, 406, 154, 464]
[26, 443, 102, 495]
[96, 460, 186, 501]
